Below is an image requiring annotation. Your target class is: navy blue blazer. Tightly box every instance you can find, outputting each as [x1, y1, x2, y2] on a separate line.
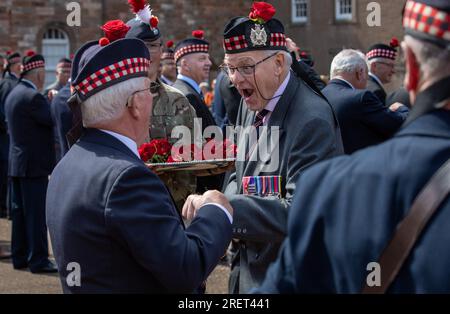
[46, 129, 232, 293]
[323, 79, 408, 154]
[0, 73, 19, 161]
[50, 83, 72, 162]
[256, 109, 450, 293]
[4, 80, 55, 177]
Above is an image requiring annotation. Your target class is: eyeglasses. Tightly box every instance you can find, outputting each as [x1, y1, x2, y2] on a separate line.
[125, 81, 160, 107]
[220, 52, 278, 77]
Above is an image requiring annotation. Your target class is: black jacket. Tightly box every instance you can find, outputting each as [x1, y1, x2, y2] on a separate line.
[4, 80, 55, 177]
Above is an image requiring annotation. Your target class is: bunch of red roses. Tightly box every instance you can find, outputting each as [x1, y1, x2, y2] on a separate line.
[139, 138, 237, 163]
[138, 139, 172, 163]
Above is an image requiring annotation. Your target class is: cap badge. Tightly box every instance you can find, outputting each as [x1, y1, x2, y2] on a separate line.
[250, 24, 267, 47]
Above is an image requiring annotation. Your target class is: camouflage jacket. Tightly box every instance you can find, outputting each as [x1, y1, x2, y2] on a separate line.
[150, 80, 197, 210]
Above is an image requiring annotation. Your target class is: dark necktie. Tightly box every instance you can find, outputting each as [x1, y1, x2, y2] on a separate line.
[253, 109, 270, 128]
[246, 109, 270, 160]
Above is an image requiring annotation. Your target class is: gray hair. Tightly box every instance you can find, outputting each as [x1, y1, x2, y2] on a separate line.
[330, 49, 367, 79]
[81, 77, 150, 127]
[404, 35, 450, 80]
[258, 50, 293, 71]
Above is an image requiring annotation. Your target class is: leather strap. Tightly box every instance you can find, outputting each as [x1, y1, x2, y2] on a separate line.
[362, 158, 450, 294]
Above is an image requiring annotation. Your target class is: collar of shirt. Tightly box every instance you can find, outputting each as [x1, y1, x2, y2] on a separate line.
[21, 78, 37, 90]
[161, 75, 174, 86]
[335, 78, 355, 90]
[177, 74, 202, 95]
[369, 72, 383, 87]
[99, 129, 140, 158]
[262, 71, 291, 125]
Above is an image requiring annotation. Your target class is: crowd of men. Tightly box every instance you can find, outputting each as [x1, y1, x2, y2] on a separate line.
[0, 0, 449, 293]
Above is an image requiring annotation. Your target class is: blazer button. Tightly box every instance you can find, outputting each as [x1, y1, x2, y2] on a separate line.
[237, 228, 242, 233]
[243, 229, 247, 234]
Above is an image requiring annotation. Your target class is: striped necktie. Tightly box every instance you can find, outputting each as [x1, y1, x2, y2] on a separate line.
[253, 109, 270, 128]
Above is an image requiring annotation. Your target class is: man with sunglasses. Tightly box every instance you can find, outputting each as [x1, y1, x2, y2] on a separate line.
[182, 2, 344, 293]
[46, 36, 234, 293]
[125, 2, 199, 211]
[366, 38, 400, 104]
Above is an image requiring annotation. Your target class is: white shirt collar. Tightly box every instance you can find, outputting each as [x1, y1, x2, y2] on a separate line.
[99, 129, 139, 158]
[264, 71, 291, 112]
[335, 78, 355, 90]
[161, 75, 174, 86]
[369, 72, 383, 87]
[177, 74, 202, 95]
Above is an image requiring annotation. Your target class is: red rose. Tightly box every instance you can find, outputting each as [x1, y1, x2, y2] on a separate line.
[101, 20, 131, 42]
[138, 142, 156, 162]
[153, 139, 171, 156]
[249, 2, 276, 22]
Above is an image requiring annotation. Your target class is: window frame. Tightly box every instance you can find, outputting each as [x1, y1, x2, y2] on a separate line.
[291, 0, 308, 24]
[335, 0, 354, 22]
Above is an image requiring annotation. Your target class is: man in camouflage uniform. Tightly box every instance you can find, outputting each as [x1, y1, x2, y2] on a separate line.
[125, 2, 197, 210]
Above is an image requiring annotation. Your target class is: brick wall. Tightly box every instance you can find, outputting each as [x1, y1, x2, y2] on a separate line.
[274, 0, 406, 91]
[0, 0, 255, 68]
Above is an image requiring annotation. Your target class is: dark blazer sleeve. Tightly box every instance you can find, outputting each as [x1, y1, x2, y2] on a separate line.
[105, 165, 232, 293]
[185, 94, 216, 129]
[29, 93, 53, 127]
[229, 116, 341, 243]
[360, 91, 408, 138]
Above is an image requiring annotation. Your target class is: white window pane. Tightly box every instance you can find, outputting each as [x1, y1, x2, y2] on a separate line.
[292, 0, 308, 23]
[42, 28, 69, 87]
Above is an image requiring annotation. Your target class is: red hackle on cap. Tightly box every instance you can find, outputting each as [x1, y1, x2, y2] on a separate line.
[166, 40, 174, 48]
[128, 0, 146, 13]
[192, 30, 204, 39]
[249, 2, 276, 22]
[390, 37, 399, 48]
[150, 16, 159, 28]
[99, 37, 110, 47]
[25, 50, 36, 57]
[101, 20, 130, 42]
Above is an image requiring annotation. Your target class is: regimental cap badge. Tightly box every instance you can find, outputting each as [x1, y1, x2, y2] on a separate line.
[250, 24, 267, 47]
[223, 2, 287, 54]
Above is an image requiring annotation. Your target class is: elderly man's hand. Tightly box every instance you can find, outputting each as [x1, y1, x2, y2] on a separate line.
[389, 102, 405, 112]
[47, 89, 58, 101]
[182, 190, 233, 221]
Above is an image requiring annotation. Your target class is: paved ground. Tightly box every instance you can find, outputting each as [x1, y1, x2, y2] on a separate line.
[0, 218, 229, 294]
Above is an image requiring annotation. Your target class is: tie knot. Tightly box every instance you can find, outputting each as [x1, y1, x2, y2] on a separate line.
[254, 109, 270, 128]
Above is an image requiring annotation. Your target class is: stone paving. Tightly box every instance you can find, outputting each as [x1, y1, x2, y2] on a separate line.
[0, 218, 229, 294]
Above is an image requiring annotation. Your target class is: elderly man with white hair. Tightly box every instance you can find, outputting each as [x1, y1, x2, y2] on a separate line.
[182, 2, 343, 294]
[46, 34, 233, 293]
[322, 49, 409, 154]
[257, 0, 450, 293]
